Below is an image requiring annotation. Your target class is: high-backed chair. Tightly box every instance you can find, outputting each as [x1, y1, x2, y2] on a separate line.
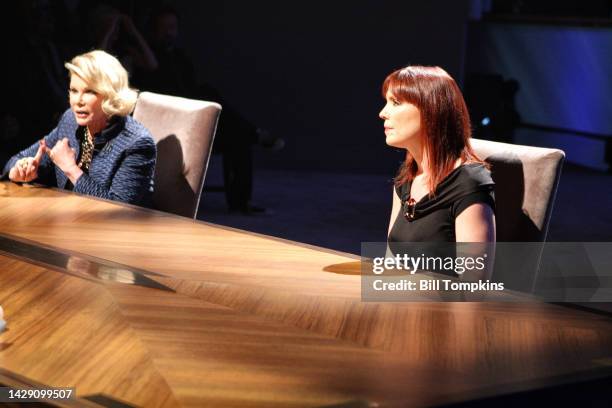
[471, 138, 565, 292]
[133, 92, 221, 218]
[471, 138, 565, 242]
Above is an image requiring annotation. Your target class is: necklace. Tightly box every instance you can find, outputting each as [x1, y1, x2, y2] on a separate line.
[78, 128, 94, 171]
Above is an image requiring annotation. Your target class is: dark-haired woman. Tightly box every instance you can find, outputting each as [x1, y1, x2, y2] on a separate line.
[380, 66, 495, 244]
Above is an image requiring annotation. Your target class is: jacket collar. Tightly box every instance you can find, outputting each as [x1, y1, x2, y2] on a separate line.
[78, 116, 126, 147]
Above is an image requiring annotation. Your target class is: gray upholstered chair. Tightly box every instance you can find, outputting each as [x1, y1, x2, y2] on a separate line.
[472, 138, 565, 292]
[471, 138, 565, 242]
[133, 92, 221, 218]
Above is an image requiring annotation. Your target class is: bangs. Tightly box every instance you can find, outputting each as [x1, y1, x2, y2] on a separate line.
[64, 50, 137, 117]
[383, 65, 481, 192]
[382, 68, 422, 105]
[65, 56, 105, 94]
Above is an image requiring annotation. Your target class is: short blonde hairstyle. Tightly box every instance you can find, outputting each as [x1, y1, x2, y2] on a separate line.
[65, 50, 138, 117]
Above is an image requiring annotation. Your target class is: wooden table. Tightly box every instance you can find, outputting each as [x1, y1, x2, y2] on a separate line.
[0, 181, 611, 407]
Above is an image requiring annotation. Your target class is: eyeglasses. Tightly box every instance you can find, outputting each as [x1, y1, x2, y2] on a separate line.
[404, 198, 416, 221]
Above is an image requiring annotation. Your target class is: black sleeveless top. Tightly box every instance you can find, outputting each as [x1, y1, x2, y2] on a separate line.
[388, 163, 495, 243]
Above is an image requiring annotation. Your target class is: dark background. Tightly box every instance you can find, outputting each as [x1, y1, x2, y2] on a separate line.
[173, 0, 469, 174]
[1, 0, 611, 250]
[0, 0, 471, 175]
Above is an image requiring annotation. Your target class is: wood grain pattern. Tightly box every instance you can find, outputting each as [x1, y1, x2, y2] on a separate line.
[0, 181, 611, 407]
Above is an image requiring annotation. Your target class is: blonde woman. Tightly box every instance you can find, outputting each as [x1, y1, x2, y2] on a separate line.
[3, 50, 155, 205]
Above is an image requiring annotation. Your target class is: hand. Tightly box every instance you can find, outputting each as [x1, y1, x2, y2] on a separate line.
[45, 137, 83, 184]
[8, 140, 45, 183]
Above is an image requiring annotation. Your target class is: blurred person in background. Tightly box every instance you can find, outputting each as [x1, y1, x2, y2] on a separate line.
[140, 5, 284, 214]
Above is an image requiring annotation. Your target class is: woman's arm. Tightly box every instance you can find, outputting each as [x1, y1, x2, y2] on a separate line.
[455, 203, 496, 284]
[385, 187, 402, 258]
[8, 142, 46, 182]
[44, 138, 82, 184]
[455, 203, 495, 242]
[2, 129, 60, 183]
[388, 186, 401, 236]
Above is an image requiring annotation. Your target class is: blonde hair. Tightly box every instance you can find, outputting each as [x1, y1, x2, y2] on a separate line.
[65, 50, 138, 117]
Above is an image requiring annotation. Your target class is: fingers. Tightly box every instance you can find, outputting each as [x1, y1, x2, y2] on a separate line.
[10, 160, 28, 182]
[41, 138, 54, 160]
[12, 158, 37, 182]
[44, 145, 54, 161]
[24, 159, 34, 175]
[44, 138, 68, 162]
[33, 139, 46, 164]
[9, 164, 21, 182]
[16, 158, 28, 170]
[24, 158, 38, 181]
[62, 138, 76, 159]
[44, 138, 78, 171]
[15, 165, 26, 181]
[9, 138, 57, 183]
[16, 158, 28, 178]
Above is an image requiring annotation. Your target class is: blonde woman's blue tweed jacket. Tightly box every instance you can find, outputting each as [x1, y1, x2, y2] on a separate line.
[3, 109, 156, 206]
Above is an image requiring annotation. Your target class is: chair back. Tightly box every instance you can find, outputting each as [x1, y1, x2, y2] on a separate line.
[471, 138, 565, 242]
[133, 92, 221, 218]
[472, 138, 565, 292]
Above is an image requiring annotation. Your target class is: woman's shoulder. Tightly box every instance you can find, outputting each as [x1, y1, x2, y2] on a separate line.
[432, 162, 494, 205]
[122, 116, 156, 148]
[453, 162, 494, 189]
[55, 109, 77, 129]
[448, 162, 496, 216]
[42, 109, 78, 143]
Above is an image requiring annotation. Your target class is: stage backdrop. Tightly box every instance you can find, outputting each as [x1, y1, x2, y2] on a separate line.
[467, 22, 612, 170]
[175, 0, 470, 174]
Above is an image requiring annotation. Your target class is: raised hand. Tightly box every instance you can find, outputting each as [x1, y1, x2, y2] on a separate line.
[45, 138, 76, 170]
[8, 140, 46, 183]
[44, 137, 83, 184]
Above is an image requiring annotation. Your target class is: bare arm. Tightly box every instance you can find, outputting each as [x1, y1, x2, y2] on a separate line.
[388, 186, 401, 236]
[455, 203, 495, 242]
[384, 187, 402, 258]
[455, 203, 496, 284]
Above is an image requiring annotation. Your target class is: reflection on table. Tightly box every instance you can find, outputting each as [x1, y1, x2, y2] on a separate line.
[0, 181, 611, 407]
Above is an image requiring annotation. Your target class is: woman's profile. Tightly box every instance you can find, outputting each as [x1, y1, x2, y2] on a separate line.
[381, 66, 495, 244]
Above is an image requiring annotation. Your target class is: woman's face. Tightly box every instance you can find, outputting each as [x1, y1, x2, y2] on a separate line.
[379, 90, 423, 149]
[69, 75, 106, 129]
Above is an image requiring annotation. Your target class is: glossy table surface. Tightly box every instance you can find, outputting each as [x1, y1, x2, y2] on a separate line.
[0, 181, 611, 407]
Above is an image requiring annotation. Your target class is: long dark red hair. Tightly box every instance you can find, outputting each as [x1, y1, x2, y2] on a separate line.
[382, 66, 483, 194]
